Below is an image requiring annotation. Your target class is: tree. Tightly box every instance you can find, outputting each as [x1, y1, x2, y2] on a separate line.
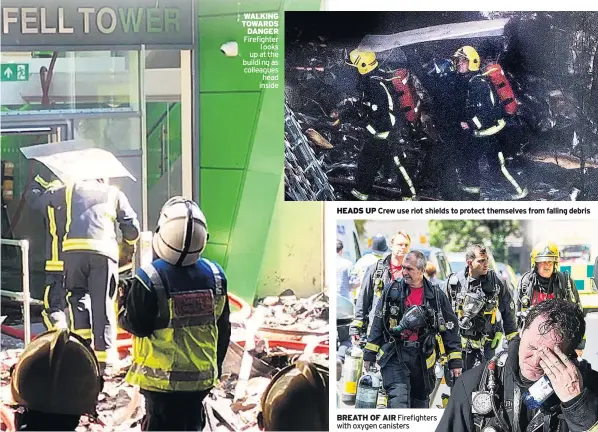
[354, 220, 367, 238]
[428, 220, 521, 263]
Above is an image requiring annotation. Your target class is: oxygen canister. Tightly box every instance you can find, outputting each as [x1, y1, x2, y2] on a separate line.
[391, 69, 421, 124]
[376, 371, 387, 409]
[483, 63, 518, 115]
[523, 375, 554, 409]
[355, 366, 381, 409]
[341, 345, 363, 404]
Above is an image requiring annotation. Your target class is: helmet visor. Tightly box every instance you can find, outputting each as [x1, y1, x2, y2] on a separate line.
[535, 255, 558, 263]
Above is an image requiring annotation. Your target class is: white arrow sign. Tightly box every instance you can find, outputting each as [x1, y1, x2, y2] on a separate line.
[3, 67, 13, 78]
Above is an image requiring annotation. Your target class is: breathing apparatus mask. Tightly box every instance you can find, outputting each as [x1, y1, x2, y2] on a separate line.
[391, 305, 428, 336]
[459, 291, 486, 330]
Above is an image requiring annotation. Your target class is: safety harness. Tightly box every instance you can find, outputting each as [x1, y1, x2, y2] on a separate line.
[447, 271, 503, 355]
[472, 351, 569, 432]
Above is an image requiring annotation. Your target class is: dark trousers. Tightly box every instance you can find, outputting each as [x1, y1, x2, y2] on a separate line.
[41, 271, 68, 330]
[356, 135, 390, 195]
[463, 345, 495, 372]
[63, 252, 118, 362]
[380, 346, 432, 408]
[140, 389, 211, 431]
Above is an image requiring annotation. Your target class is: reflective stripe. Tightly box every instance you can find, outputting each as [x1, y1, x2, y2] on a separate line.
[498, 151, 525, 195]
[43, 284, 51, 309]
[95, 351, 108, 362]
[436, 334, 446, 356]
[204, 259, 223, 295]
[472, 116, 482, 129]
[351, 320, 363, 328]
[390, 112, 396, 126]
[375, 131, 390, 139]
[124, 238, 137, 246]
[366, 125, 377, 135]
[141, 264, 170, 329]
[379, 81, 394, 112]
[35, 175, 52, 189]
[63, 238, 118, 258]
[426, 350, 436, 369]
[393, 156, 417, 197]
[365, 343, 380, 352]
[129, 363, 213, 382]
[45, 260, 64, 272]
[505, 331, 519, 341]
[448, 351, 462, 361]
[64, 183, 74, 241]
[41, 310, 53, 331]
[47, 207, 59, 262]
[473, 118, 506, 137]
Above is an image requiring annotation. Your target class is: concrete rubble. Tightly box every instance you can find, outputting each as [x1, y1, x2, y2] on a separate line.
[0, 291, 329, 431]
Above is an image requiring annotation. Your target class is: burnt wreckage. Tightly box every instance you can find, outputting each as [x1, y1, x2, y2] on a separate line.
[284, 12, 598, 201]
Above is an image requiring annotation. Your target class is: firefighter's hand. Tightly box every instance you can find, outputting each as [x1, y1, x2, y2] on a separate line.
[539, 346, 583, 403]
[460, 122, 469, 130]
[450, 368, 462, 378]
[575, 349, 583, 358]
[364, 361, 371, 371]
[351, 334, 361, 344]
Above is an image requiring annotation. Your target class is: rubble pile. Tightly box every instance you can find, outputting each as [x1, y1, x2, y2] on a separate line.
[257, 291, 329, 332]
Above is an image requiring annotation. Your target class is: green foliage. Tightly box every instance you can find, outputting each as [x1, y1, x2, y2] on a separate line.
[354, 220, 367, 238]
[428, 220, 521, 263]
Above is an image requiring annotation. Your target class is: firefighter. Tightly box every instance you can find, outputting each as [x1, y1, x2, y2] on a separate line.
[343, 50, 416, 201]
[363, 250, 462, 408]
[28, 178, 139, 371]
[453, 46, 527, 199]
[348, 233, 389, 301]
[516, 242, 586, 355]
[445, 244, 519, 372]
[25, 173, 68, 330]
[350, 231, 410, 342]
[257, 360, 329, 431]
[437, 300, 598, 432]
[10, 329, 103, 431]
[118, 197, 231, 431]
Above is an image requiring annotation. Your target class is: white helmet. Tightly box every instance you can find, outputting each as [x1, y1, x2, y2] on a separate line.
[152, 197, 209, 266]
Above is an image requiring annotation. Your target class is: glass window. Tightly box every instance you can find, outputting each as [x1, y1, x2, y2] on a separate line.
[0, 50, 140, 116]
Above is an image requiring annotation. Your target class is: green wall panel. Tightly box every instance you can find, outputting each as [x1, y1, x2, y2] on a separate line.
[200, 168, 244, 246]
[200, 93, 259, 168]
[203, 244, 228, 268]
[199, 15, 275, 92]
[199, 0, 283, 16]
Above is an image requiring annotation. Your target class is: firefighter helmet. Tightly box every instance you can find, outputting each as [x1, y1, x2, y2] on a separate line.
[257, 361, 329, 431]
[153, 196, 209, 267]
[347, 50, 379, 75]
[531, 242, 559, 269]
[10, 329, 102, 416]
[453, 46, 480, 72]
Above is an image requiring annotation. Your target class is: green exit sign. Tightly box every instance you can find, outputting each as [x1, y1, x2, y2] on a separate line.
[1, 64, 29, 82]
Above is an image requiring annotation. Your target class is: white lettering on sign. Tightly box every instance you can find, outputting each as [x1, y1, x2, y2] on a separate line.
[3, 8, 18, 34]
[21, 7, 36, 34]
[78, 7, 95, 34]
[40, 7, 56, 34]
[96, 7, 117, 34]
[58, 8, 74, 34]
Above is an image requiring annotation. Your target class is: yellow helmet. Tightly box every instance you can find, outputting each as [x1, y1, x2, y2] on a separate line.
[257, 361, 328, 431]
[453, 46, 480, 72]
[530, 242, 560, 270]
[347, 49, 378, 75]
[10, 329, 103, 416]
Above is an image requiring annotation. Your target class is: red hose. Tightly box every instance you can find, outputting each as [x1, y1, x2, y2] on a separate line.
[228, 293, 252, 322]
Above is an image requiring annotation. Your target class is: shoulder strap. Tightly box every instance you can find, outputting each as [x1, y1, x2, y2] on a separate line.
[141, 263, 170, 329]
